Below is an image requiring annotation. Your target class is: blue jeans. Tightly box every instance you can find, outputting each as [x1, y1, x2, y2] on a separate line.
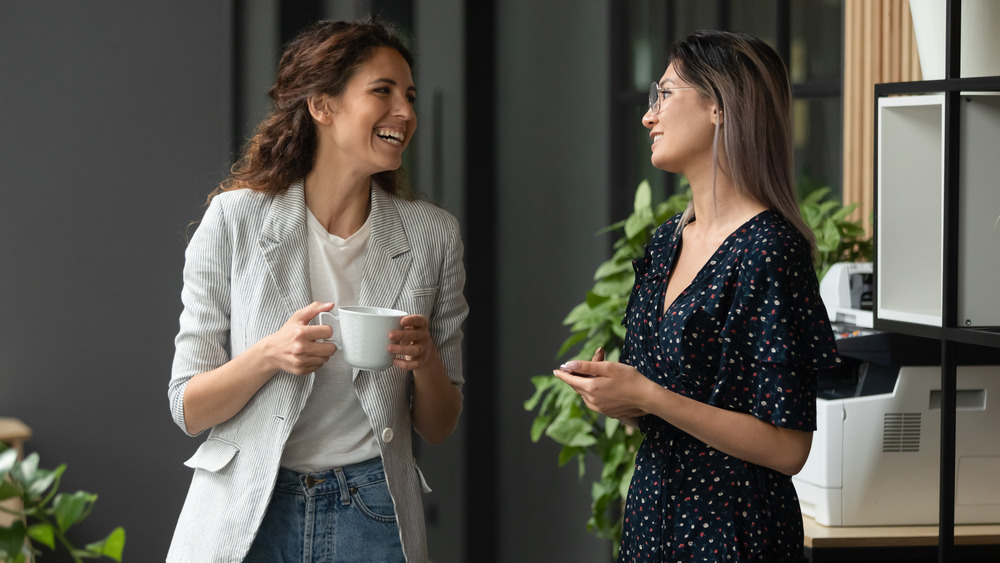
[244, 457, 405, 563]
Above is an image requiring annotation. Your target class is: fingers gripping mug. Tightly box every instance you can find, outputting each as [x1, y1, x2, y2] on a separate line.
[318, 306, 407, 370]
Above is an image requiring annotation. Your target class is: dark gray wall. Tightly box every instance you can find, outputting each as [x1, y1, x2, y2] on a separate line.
[495, 2, 613, 562]
[0, 2, 232, 561]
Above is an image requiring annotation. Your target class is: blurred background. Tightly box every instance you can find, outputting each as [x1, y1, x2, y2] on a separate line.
[0, 1, 847, 561]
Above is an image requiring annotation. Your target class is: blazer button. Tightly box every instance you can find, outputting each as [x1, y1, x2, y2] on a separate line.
[381, 428, 394, 443]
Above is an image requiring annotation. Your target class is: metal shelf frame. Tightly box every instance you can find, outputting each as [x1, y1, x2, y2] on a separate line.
[872, 2, 1000, 561]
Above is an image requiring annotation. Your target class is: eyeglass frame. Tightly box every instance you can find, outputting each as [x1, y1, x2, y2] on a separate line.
[648, 82, 695, 114]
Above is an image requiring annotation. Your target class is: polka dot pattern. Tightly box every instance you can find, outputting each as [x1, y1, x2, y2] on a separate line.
[617, 211, 840, 562]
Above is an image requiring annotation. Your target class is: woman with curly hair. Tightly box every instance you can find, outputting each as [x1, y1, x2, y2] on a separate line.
[166, 17, 467, 563]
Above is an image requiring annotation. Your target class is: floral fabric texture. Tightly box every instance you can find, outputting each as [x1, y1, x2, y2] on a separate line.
[618, 210, 840, 562]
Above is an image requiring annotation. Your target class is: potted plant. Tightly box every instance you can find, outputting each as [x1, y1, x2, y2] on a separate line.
[524, 180, 872, 558]
[0, 442, 125, 562]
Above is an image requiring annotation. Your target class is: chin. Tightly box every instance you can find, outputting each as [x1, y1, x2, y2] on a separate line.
[650, 155, 679, 174]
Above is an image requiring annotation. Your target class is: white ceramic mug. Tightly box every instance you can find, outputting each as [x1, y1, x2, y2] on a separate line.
[318, 306, 407, 370]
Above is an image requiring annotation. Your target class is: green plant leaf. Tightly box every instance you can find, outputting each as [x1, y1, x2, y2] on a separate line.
[557, 445, 584, 467]
[523, 375, 562, 411]
[0, 478, 22, 502]
[25, 465, 64, 503]
[584, 290, 608, 309]
[53, 491, 96, 533]
[0, 520, 27, 559]
[556, 330, 590, 359]
[26, 522, 55, 550]
[623, 212, 647, 240]
[84, 526, 126, 561]
[562, 302, 592, 326]
[593, 257, 631, 280]
[0, 448, 17, 478]
[618, 462, 635, 498]
[546, 418, 598, 448]
[11, 453, 38, 484]
[604, 417, 620, 439]
[631, 180, 651, 214]
[529, 415, 551, 443]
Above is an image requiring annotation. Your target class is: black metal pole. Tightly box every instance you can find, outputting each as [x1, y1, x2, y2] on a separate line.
[463, 0, 498, 560]
[609, 0, 629, 224]
[938, 1, 961, 561]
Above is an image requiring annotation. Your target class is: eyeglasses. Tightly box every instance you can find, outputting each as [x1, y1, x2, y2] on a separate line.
[648, 82, 695, 114]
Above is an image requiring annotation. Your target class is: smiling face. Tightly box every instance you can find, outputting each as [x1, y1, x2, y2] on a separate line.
[643, 62, 718, 175]
[317, 46, 417, 177]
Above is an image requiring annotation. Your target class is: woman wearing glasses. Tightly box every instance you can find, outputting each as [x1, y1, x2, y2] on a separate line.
[166, 17, 467, 563]
[555, 30, 839, 562]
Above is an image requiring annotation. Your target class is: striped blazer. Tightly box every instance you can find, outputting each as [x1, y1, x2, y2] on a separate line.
[166, 182, 467, 562]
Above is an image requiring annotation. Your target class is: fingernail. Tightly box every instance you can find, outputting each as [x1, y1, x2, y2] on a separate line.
[596, 347, 604, 355]
[561, 361, 580, 371]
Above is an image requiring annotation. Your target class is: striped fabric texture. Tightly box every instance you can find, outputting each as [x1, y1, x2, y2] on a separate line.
[166, 182, 468, 562]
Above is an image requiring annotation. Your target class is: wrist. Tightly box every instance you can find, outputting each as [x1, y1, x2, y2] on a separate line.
[413, 349, 444, 378]
[634, 374, 660, 415]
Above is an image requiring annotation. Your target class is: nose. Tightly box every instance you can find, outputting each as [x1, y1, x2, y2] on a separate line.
[642, 107, 657, 128]
[393, 93, 416, 121]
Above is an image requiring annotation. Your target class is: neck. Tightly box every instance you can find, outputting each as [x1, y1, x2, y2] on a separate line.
[685, 167, 766, 236]
[303, 161, 372, 238]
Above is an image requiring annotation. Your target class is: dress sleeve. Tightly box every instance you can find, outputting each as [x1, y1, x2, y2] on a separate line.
[718, 228, 840, 430]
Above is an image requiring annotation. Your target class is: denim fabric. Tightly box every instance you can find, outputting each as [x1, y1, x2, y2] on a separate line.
[244, 457, 405, 562]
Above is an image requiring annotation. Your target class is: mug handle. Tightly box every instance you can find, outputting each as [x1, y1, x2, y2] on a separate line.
[317, 311, 342, 349]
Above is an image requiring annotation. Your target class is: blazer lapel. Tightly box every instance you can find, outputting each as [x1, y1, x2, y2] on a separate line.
[360, 184, 412, 311]
[259, 182, 312, 317]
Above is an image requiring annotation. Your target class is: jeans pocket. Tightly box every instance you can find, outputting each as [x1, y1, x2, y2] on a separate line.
[351, 479, 397, 523]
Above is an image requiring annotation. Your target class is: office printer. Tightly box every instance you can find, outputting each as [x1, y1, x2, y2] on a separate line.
[792, 263, 1000, 526]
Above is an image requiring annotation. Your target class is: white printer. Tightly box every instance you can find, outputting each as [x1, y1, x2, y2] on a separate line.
[792, 263, 1000, 526]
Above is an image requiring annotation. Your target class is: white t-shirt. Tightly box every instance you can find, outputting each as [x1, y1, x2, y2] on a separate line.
[279, 209, 380, 472]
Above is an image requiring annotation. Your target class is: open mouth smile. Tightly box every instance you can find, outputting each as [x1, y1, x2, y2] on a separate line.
[375, 127, 405, 146]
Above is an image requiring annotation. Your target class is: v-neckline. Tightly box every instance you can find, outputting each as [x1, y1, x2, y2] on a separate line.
[661, 210, 770, 314]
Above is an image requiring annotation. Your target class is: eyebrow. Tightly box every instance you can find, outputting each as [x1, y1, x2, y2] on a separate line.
[369, 78, 417, 94]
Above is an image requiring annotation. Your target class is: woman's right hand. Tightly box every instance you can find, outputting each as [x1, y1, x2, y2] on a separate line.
[182, 301, 338, 435]
[259, 301, 339, 375]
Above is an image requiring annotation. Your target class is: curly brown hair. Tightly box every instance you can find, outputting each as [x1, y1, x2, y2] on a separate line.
[215, 17, 414, 200]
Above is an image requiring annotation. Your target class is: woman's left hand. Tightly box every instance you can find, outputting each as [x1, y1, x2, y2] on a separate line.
[554, 360, 652, 419]
[389, 314, 440, 371]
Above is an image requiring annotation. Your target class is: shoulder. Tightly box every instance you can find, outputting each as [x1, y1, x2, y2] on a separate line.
[743, 211, 809, 254]
[388, 192, 461, 238]
[737, 211, 813, 270]
[651, 213, 684, 244]
[735, 211, 818, 290]
[208, 187, 275, 219]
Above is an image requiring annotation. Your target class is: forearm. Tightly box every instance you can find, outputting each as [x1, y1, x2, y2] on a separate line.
[640, 383, 812, 475]
[182, 343, 277, 435]
[410, 348, 463, 445]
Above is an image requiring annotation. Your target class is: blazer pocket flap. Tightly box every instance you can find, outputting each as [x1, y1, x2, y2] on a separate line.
[184, 438, 240, 472]
[409, 285, 438, 299]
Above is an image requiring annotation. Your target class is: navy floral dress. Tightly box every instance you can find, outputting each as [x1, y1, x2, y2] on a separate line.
[618, 210, 840, 562]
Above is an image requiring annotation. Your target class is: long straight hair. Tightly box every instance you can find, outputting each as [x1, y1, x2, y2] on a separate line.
[669, 30, 815, 256]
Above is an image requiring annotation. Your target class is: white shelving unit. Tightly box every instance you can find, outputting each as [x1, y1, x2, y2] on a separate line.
[873, 3, 1000, 562]
[877, 95, 945, 326]
[877, 93, 1000, 328]
[956, 94, 1000, 327]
